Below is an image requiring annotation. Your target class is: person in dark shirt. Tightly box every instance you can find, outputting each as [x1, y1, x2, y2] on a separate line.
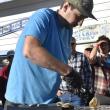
[58, 37, 93, 106]
[0, 50, 14, 107]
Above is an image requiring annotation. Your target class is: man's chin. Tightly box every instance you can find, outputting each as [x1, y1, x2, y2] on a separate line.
[65, 22, 78, 28]
[69, 23, 78, 28]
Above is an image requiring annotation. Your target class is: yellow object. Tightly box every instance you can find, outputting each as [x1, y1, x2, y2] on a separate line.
[56, 102, 73, 109]
[89, 97, 100, 108]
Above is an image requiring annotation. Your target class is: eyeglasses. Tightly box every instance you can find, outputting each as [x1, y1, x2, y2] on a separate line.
[100, 42, 109, 48]
[71, 42, 75, 45]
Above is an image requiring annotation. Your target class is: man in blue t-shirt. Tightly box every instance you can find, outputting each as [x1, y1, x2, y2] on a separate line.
[5, 0, 97, 109]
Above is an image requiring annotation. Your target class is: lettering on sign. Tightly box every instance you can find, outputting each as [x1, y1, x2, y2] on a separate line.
[0, 18, 29, 37]
[73, 23, 110, 43]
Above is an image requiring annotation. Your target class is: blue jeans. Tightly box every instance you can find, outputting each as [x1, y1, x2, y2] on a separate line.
[59, 91, 85, 106]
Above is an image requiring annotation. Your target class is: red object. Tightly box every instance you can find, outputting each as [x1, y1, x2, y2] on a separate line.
[0, 65, 9, 79]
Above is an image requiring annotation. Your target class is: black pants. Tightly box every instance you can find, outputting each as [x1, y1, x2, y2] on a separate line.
[4, 100, 30, 110]
[4, 97, 60, 110]
[0, 77, 7, 107]
[4, 101, 61, 110]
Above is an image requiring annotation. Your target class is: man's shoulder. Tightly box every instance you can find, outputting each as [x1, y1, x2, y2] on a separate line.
[33, 8, 55, 16]
[30, 8, 56, 22]
[76, 51, 83, 56]
[75, 51, 88, 60]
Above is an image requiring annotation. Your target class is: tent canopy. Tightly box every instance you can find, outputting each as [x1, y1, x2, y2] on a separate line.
[0, 0, 62, 17]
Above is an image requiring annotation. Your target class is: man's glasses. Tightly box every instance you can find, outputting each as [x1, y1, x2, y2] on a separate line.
[71, 42, 75, 45]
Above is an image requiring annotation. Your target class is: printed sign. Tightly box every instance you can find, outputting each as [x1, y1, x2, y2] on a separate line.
[73, 23, 110, 44]
[0, 18, 29, 37]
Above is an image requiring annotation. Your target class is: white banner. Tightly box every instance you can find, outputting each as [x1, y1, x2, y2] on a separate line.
[73, 23, 110, 44]
[0, 18, 28, 37]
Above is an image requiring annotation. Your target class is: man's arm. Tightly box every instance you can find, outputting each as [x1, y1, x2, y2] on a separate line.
[89, 40, 106, 61]
[23, 36, 72, 76]
[83, 56, 93, 90]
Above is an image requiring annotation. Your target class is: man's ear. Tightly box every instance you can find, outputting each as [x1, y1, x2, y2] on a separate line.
[63, 2, 70, 12]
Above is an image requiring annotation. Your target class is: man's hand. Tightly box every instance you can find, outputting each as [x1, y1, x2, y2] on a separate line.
[63, 68, 82, 89]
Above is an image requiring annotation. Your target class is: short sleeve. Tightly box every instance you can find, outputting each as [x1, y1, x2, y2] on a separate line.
[24, 9, 50, 44]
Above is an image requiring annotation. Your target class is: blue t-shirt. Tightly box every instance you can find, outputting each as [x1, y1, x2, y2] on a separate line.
[5, 8, 72, 104]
